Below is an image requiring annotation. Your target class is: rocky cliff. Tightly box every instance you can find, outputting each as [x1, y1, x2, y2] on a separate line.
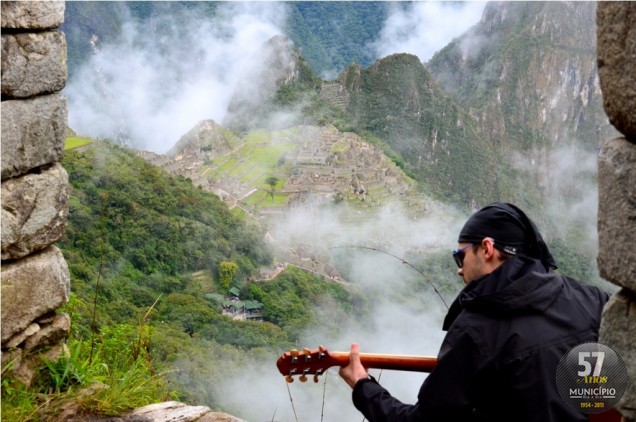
[427, 2, 618, 202]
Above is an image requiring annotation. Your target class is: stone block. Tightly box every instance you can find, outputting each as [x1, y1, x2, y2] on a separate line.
[125, 402, 223, 422]
[1, 31, 67, 98]
[597, 137, 636, 290]
[1, 246, 70, 343]
[24, 312, 70, 350]
[5, 322, 40, 348]
[597, 2, 636, 140]
[1, 93, 67, 180]
[12, 343, 67, 388]
[2, 162, 69, 260]
[1, 1, 65, 30]
[599, 289, 636, 420]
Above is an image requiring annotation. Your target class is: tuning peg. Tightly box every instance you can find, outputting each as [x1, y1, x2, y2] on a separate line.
[318, 345, 327, 359]
[290, 349, 299, 364]
[299, 375, 308, 382]
[285, 375, 294, 383]
[303, 348, 311, 362]
[313, 375, 320, 383]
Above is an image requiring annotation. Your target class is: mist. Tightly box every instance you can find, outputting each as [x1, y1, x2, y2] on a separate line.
[511, 145, 600, 258]
[65, 2, 288, 154]
[213, 199, 469, 421]
[371, 1, 486, 63]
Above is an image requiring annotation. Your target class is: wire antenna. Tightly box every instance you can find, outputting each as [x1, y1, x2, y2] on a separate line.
[331, 245, 449, 310]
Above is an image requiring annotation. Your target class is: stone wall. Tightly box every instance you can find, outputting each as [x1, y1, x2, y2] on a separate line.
[596, 3, 636, 421]
[1, 1, 71, 386]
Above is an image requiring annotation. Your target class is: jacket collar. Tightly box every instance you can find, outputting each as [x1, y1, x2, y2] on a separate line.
[442, 255, 563, 331]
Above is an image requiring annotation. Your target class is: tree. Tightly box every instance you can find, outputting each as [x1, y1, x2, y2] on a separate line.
[218, 261, 238, 290]
[264, 176, 279, 201]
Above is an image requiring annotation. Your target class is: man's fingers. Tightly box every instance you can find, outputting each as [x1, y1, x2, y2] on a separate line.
[350, 342, 359, 355]
[350, 342, 361, 363]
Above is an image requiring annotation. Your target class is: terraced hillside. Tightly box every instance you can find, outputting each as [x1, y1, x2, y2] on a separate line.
[138, 121, 424, 223]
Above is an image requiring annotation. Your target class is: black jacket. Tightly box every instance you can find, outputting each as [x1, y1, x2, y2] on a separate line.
[352, 256, 610, 422]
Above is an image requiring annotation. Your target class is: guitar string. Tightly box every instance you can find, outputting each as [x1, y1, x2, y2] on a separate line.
[285, 380, 300, 422]
[321, 370, 328, 422]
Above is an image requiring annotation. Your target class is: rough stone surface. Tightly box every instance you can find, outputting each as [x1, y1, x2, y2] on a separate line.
[1, 31, 68, 98]
[1, 1, 65, 30]
[124, 401, 246, 422]
[599, 289, 636, 420]
[6, 322, 40, 348]
[24, 312, 70, 350]
[2, 162, 69, 260]
[1, 93, 67, 180]
[12, 343, 67, 388]
[1, 347, 22, 373]
[597, 137, 636, 291]
[597, 2, 636, 140]
[36, 311, 57, 324]
[1, 246, 70, 343]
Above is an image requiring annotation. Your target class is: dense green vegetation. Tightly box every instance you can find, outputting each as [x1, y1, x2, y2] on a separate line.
[343, 54, 501, 205]
[285, 2, 389, 77]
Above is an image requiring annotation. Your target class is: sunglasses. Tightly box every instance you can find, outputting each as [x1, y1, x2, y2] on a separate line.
[452, 243, 476, 268]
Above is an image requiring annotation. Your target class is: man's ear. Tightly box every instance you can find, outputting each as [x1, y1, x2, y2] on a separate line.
[481, 237, 497, 261]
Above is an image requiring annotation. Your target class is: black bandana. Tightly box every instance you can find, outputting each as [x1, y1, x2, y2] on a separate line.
[457, 202, 557, 270]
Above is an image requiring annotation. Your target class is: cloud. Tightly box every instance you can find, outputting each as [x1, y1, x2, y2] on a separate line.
[65, 3, 288, 153]
[509, 145, 599, 256]
[371, 1, 487, 62]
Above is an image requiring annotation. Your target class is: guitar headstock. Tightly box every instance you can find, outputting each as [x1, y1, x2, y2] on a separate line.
[276, 345, 337, 383]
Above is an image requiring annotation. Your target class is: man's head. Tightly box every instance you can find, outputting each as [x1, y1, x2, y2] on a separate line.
[454, 202, 556, 283]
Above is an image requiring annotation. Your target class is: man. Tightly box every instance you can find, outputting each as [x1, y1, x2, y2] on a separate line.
[339, 202, 610, 422]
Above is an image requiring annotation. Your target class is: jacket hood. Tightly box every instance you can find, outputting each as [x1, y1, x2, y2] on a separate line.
[443, 256, 563, 330]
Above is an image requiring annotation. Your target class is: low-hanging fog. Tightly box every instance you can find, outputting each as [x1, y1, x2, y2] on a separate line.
[65, 2, 287, 153]
[65, 2, 486, 154]
[372, 1, 486, 62]
[214, 200, 468, 421]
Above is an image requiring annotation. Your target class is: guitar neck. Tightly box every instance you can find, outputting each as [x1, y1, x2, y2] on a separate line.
[328, 351, 437, 373]
[276, 347, 438, 381]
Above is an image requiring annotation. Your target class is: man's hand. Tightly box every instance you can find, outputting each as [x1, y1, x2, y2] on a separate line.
[339, 343, 370, 389]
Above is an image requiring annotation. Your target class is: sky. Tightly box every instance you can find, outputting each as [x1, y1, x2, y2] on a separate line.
[65, 1, 486, 154]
